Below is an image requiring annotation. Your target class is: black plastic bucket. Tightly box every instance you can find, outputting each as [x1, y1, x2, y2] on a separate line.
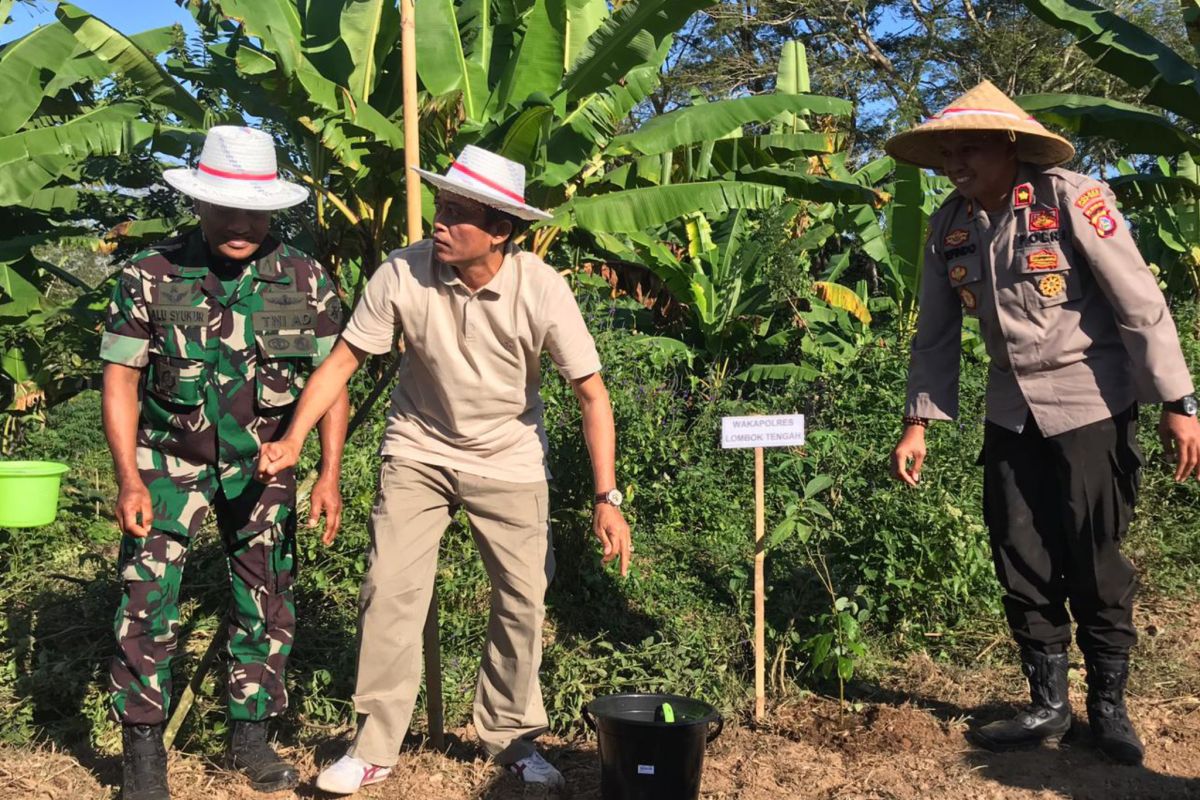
[583, 693, 723, 800]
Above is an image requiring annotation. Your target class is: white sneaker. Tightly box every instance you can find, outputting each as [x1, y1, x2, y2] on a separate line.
[507, 750, 565, 788]
[315, 754, 391, 795]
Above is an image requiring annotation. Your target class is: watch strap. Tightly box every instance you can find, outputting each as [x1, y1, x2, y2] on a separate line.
[1166, 395, 1198, 415]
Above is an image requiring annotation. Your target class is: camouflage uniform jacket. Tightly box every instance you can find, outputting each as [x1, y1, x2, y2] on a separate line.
[100, 230, 343, 494]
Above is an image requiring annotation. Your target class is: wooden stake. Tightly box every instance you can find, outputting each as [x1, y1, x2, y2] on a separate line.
[164, 625, 227, 750]
[400, 0, 442, 748]
[754, 446, 765, 721]
[423, 584, 445, 750]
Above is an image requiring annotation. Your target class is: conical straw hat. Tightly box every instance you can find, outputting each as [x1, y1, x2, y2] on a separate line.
[885, 80, 1075, 169]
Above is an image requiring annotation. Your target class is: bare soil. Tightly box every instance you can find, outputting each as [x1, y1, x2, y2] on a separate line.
[4, 596, 1199, 800]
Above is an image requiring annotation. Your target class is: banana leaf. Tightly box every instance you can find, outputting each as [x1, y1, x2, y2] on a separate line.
[552, 181, 786, 234]
[1018, 0, 1200, 124]
[417, 0, 488, 120]
[565, 0, 607, 70]
[560, 0, 713, 103]
[609, 94, 852, 157]
[0, 22, 81, 135]
[208, 0, 302, 78]
[492, 0, 566, 113]
[739, 167, 884, 207]
[1017, 93, 1200, 156]
[56, 3, 207, 127]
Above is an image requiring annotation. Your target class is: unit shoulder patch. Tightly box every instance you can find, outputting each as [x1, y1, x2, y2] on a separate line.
[1073, 186, 1120, 239]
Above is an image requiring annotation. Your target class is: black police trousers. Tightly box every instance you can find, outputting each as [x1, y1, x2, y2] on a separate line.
[982, 406, 1141, 658]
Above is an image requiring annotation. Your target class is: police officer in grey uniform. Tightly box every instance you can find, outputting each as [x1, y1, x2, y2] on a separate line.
[887, 81, 1200, 764]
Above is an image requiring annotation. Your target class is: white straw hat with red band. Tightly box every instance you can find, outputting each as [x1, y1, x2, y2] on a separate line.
[413, 145, 553, 222]
[162, 126, 309, 211]
[885, 80, 1075, 169]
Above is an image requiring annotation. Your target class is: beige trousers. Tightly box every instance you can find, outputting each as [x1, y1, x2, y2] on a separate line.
[348, 457, 554, 767]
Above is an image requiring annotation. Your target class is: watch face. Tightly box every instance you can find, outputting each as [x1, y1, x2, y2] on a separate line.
[1186, 396, 1199, 416]
[607, 488, 623, 507]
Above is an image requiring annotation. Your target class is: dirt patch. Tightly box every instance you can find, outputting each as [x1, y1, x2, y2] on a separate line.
[6, 601, 1200, 799]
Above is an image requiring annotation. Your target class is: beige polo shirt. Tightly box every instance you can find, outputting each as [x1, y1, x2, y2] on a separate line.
[905, 163, 1194, 437]
[341, 240, 602, 482]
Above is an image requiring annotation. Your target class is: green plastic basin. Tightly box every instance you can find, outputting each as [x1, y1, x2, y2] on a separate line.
[0, 461, 70, 527]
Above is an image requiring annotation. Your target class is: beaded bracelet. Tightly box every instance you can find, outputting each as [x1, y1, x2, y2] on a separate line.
[902, 415, 928, 428]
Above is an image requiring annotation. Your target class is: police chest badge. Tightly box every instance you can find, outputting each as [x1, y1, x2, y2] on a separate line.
[949, 264, 969, 283]
[1038, 274, 1066, 298]
[944, 229, 970, 248]
[959, 287, 978, 310]
[1074, 187, 1119, 239]
[1028, 209, 1059, 231]
[1013, 183, 1034, 208]
[1026, 250, 1059, 271]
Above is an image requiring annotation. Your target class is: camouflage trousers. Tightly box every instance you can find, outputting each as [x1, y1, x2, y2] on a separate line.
[109, 447, 297, 726]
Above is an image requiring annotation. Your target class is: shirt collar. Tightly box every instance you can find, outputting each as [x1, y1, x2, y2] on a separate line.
[436, 243, 517, 298]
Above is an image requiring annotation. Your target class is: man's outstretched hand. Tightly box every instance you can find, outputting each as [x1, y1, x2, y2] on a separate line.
[594, 503, 633, 577]
[309, 474, 343, 545]
[256, 438, 301, 482]
[1159, 408, 1200, 482]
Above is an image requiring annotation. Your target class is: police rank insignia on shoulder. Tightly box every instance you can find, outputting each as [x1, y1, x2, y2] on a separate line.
[1028, 209, 1059, 231]
[1026, 250, 1059, 271]
[1074, 187, 1119, 239]
[959, 287, 978, 310]
[1013, 183, 1034, 208]
[944, 229, 970, 248]
[1038, 274, 1066, 298]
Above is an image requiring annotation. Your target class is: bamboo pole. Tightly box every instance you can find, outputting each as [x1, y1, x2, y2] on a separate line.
[402, 0, 421, 246]
[400, 0, 444, 750]
[754, 446, 766, 722]
[163, 626, 227, 750]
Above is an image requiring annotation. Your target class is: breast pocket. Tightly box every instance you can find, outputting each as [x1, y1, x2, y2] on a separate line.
[254, 332, 317, 411]
[947, 255, 984, 316]
[144, 354, 210, 434]
[146, 299, 210, 430]
[1017, 246, 1081, 310]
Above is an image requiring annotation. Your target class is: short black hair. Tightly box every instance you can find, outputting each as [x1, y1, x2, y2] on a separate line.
[482, 205, 529, 244]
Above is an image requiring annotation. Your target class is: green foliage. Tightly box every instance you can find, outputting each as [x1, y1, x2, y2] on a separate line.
[1014, 0, 1200, 302]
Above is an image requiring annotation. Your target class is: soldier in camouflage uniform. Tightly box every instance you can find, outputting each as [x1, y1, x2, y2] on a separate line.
[100, 127, 349, 800]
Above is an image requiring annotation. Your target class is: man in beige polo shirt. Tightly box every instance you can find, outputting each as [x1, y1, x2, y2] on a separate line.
[256, 146, 631, 794]
[887, 82, 1200, 765]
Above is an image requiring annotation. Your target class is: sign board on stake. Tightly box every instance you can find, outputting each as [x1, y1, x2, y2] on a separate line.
[722, 414, 805, 722]
[721, 414, 806, 449]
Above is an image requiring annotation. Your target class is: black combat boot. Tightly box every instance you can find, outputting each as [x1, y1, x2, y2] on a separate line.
[973, 650, 1072, 751]
[1085, 655, 1144, 765]
[121, 723, 170, 800]
[225, 720, 299, 792]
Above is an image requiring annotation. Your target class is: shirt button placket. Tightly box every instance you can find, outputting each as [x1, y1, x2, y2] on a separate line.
[463, 293, 476, 341]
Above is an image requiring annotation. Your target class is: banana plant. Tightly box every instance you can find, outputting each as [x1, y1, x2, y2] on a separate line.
[1016, 0, 1200, 296]
[0, 4, 212, 429]
[1111, 154, 1200, 296]
[175, 0, 878, 280]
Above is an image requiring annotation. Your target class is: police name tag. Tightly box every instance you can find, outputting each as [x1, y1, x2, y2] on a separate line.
[721, 414, 805, 449]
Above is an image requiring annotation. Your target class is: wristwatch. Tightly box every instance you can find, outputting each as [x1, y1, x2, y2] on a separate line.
[594, 488, 623, 508]
[1166, 394, 1199, 417]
